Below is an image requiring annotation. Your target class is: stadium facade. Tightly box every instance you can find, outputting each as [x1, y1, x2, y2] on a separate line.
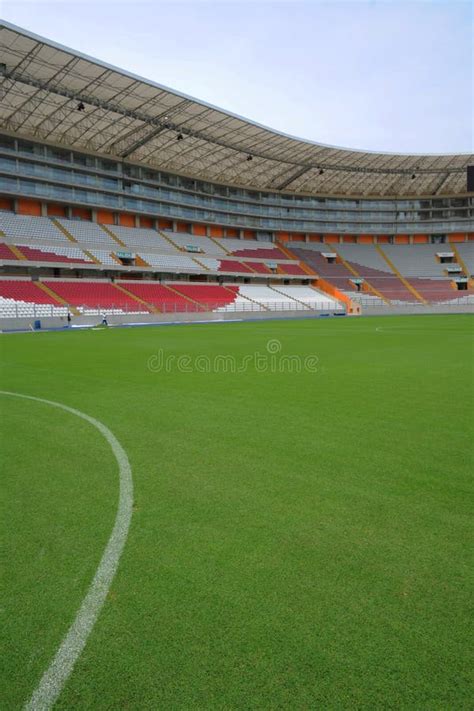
[0, 21, 473, 325]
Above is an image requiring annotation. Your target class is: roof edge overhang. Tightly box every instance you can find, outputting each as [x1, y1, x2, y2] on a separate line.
[1, 20, 472, 199]
[1, 19, 471, 160]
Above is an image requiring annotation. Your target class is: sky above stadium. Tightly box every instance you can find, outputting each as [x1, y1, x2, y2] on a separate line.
[2, 0, 472, 155]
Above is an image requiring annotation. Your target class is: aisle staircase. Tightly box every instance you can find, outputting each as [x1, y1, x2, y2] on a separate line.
[376, 244, 427, 304]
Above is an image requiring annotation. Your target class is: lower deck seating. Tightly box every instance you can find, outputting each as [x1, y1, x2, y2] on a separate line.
[121, 283, 240, 312]
[119, 282, 198, 312]
[0, 278, 349, 317]
[0, 279, 67, 317]
[237, 285, 297, 310]
[342, 290, 385, 305]
[215, 285, 340, 312]
[272, 285, 341, 308]
[43, 280, 146, 314]
[171, 284, 238, 309]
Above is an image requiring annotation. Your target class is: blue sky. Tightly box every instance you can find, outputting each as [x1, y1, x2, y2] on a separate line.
[2, 0, 472, 154]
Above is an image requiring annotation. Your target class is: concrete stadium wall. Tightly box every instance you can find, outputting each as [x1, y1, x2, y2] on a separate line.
[0, 308, 346, 332]
[2, 303, 472, 332]
[360, 303, 474, 316]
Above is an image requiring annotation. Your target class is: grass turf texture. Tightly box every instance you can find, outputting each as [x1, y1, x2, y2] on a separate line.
[1, 314, 473, 709]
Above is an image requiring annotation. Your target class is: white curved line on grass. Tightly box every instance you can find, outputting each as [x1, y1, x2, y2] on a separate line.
[0, 391, 133, 711]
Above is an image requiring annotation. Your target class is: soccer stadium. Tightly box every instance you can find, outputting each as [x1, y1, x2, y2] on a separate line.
[1, 12, 473, 710]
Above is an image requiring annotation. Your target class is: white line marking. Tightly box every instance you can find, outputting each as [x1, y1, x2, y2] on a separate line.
[0, 391, 133, 711]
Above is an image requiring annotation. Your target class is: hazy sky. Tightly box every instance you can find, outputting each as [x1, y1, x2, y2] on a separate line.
[2, 0, 473, 154]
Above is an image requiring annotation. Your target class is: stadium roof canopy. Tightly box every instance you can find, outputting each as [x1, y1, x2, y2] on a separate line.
[1, 21, 472, 198]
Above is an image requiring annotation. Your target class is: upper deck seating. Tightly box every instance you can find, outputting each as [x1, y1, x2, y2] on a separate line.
[87, 250, 120, 266]
[337, 244, 396, 273]
[338, 244, 461, 302]
[291, 245, 355, 290]
[244, 261, 272, 274]
[279, 263, 308, 275]
[0, 213, 68, 243]
[137, 253, 204, 270]
[405, 278, 458, 302]
[382, 244, 453, 278]
[0, 243, 19, 259]
[295, 244, 421, 302]
[162, 231, 228, 255]
[17, 244, 93, 264]
[55, 219, 118, 247]
[454, 242, 474, 276]
[109, 226, 180, 253]
[217, 260, 253, 273]
[230, 246, 287, 260]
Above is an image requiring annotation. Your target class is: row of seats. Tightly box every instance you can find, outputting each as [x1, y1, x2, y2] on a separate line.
[383, 244, 461, 278]
[216, 285, 340, 312]
[110, 225, 178, 253]
[0, 212, 471, 304]
[0, 279, 342, 317]
[138, 253, 205, 270]
[0, 243, 17, 260]
[0, 213, 294, 263]
[280, 263, 308, 275]
[55, 218, 117, 247]
[0, 238, 307, 275]
[0, 213, 70, 243]
[0, 297, 67, 318]
[292, 243, 471, 303]
[42, 280, 144, 314]
[274, 285, 340, 307]
[454, 243, 474, 275]
[342, 290, 385, 305]
[120, 283, 236, 311]
[18, 244, 93, 264]
[291, 246, 355, 291]
[0, 280, 67, 318]
[162, 231, 228, 255]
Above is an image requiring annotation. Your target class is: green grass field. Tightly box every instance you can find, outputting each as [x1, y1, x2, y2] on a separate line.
[1, 314, 473, 709]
